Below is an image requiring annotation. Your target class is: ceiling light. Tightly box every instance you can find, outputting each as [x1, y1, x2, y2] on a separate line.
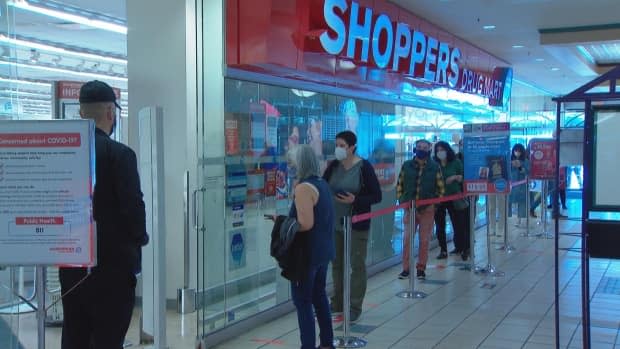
[0, 77, 51, 87]
[8, 0, 127, 34]
[291, 89, 316, 97]
[0, 89, 50, 98]
[0, 35, 127, 65]
[551, 67, 560, 71]
[0, 60, 128, 82]
[535, 58, 545, 62]
[483, 25, 496, 30]
[512, 45, 524, 49]
[29, 49, 40, 63]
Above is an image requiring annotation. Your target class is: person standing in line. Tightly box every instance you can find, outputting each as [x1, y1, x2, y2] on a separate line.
[59, 81, 148, 349]
[396, 139, 445, 280]
[432, 141, 469, 261]
[288, 144, 336, 349]
[509, 143, 529, 226]
[323, 131, 381, 322]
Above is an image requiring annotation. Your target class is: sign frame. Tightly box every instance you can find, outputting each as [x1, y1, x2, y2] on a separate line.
[0, 119, 96, 267]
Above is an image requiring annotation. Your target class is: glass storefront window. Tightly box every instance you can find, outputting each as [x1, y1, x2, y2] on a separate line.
[197, 77, 502, 335]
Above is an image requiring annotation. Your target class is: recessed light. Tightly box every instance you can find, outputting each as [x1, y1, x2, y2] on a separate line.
[483, 25, 496, 30]
[535, 58, 545, 62]
[512, 45, 524, 49]
[551, 67, 560, 71]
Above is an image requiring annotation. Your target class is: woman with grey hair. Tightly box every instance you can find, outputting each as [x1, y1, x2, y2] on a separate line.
[288, 144, 336, 349]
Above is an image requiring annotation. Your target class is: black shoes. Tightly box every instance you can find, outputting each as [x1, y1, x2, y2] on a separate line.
[436, 251, 448, 259]
[461, 249, 470, 261]
[398, 270, 410, 279]
[529, 209, 537, 218]
[416, 269, 426, 280]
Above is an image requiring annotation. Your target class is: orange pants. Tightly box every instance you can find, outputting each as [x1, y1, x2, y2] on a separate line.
[403, 206, 436, 272]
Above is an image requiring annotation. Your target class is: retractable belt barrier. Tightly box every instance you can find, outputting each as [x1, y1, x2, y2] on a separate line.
[351, 192, 467, 224]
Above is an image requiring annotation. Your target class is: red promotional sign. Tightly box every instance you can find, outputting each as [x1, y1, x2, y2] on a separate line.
[529, 139, 557, 180]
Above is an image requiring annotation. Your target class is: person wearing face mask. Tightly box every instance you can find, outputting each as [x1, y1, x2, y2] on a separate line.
[509, 143, 529, 225]
[59, 81, 148, 349]
[322, 130, 381, 322]
[396, 139, 445, 280]
[432, 141, 469, 260]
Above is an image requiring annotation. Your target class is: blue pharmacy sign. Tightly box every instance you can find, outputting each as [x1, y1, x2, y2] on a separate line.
[463, 122, 511, 194]
[229, 229, 246, 270]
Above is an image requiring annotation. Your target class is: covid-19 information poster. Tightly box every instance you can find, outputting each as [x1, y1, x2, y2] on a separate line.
[0, 120, 95, 266]
[463, 122, 511, 194]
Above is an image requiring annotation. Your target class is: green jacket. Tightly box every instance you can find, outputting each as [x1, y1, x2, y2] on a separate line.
[397, 158, 444, 209]
[439, 159, 464, 196]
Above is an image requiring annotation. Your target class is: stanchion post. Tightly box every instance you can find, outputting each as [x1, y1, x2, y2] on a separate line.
[408, 204, 415, 292]
[543, 180, 553, 239]
[334, 216, 366, 348]
[525, 177, 531, 236]
[36, 266, 46, 349]
[468, 195, 476, 270]
[475, 195, 505, 277]
[342, 216, 351, 337]
[396, 203, 427, 299]
[498, 193, 515, 252]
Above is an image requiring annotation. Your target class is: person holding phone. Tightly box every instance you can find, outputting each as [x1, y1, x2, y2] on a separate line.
[323, 131, 381, 322]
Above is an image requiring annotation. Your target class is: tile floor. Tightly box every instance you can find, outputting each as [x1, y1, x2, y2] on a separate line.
[6, 212, 620, 349]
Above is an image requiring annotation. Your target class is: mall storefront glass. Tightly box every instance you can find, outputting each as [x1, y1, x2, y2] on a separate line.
[196, 77, 501, 335]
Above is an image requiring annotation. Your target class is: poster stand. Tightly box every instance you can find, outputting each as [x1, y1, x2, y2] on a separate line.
[0, 120, 96, 349]
[475, 195, 504, 277]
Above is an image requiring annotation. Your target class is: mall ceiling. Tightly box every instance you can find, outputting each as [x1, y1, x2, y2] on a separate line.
[1, 0, 619, 119]
[391, 0, 620, 97]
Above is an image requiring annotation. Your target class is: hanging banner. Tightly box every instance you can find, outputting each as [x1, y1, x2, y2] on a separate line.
[529, 138, 557, 180]
[463, 122, 511, 194]
[0, 120, 96, 266]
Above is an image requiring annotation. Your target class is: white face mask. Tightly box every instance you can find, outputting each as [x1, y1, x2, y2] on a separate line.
[437, 151, 447, 160]
[334, 147, 348, 161]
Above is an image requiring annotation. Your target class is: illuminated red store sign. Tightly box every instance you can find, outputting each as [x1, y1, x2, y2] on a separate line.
[226, 0, 512, 107]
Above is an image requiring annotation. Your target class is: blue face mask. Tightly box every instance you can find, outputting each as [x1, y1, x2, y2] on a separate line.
[416, 149, 429, 159]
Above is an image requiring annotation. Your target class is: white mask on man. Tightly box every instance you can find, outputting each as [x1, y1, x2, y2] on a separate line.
[334, 147, 347, 161]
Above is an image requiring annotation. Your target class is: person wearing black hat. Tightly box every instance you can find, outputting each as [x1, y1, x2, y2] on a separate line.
[59, 80, 148, 349]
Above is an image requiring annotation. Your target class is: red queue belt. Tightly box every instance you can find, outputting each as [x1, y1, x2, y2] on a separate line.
[351, 179, 528, 224]
[352, 192, 465, 224]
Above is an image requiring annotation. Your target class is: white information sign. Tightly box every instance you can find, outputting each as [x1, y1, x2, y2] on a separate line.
[0, 120, 96, 266]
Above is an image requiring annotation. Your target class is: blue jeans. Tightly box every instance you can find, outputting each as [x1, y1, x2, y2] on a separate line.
[291, 263, 333, 349]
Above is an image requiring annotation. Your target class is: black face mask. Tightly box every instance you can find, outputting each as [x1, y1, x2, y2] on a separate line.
[416, 149, 429, 159]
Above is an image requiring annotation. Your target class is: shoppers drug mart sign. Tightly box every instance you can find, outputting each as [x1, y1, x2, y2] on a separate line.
[319, 0, 511, 106]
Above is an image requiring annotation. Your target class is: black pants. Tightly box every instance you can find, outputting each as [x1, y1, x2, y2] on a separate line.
[435, 201, 468, 253]
[59, 267, 136, 349]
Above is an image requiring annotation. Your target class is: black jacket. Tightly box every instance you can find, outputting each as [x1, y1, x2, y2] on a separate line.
[270, 215, 307, 282]
[74, 128, 148, 273]
[323, 159, 382, 231]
